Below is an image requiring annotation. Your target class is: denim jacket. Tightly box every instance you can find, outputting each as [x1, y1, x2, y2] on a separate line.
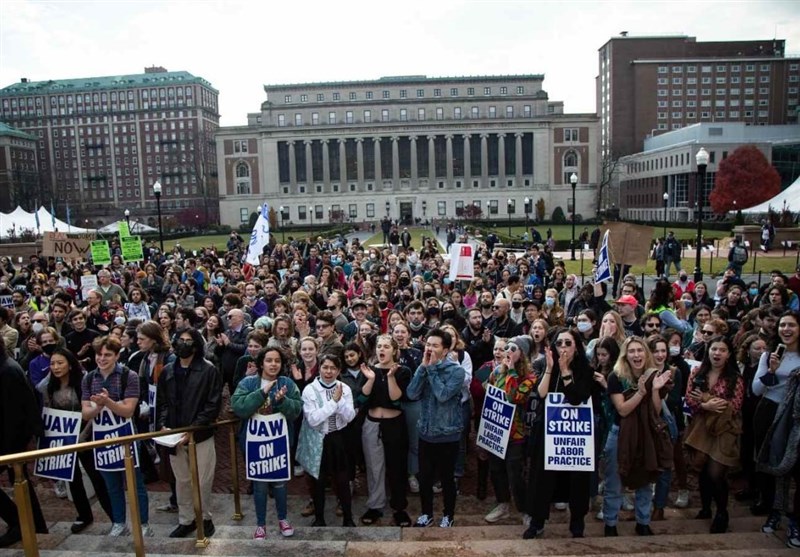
[407, 358, 465, 441]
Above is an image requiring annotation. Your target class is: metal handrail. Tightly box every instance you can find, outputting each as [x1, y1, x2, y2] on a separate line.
[2, 417, 245, 557]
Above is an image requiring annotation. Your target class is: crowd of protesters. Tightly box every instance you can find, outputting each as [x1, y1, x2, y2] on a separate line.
[0, 226, 798, 549]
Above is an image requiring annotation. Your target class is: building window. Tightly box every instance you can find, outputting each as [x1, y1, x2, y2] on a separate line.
[234, 140, 248, 153]
[294, 113, 302, 126]
[317, 93, 325, 101]
[277, 114, 286, 127]
[349, 204, 357, 218]
[312, 112, 319, 125]
[467, 87, 474, 96]
[471, 106, 479, 118]
[332, 183, 340, 192]
[454, 107, 462, 119]
[564, 128, 579, 142]
[489, 200, 499, 214]
[349, 92, 356, 100]
[332, 92, 340, 101]
[438, 181, 445, 189]
[506, 105, 513, 117]
[240, 208, 249, 223]
[433, 88, 441, 97]
[235, 162, 251, 195]
[400, 89, 407, 99]
[484, 87, 491, 96]
[346, 111, 353, 124]
[399, 108, 407, 121]
[366, 91, 373, 100]
[436, 107, 443, 120]
[284, 95, 292, 104]
[298, 206, 307, 220]
[451, 88, 458, 96]
[658, 66, 668, 74]
[564, 150, 578, 168]
[349, 183, 357, 192]
[366, 203, 375, 217]
[382, 90, 390, 99]
[416, 89, 424, 98]
[417, 108, 425, 120]
[328, 111, 336, 124]
[523, 105, 531, 117]
[366, 183, 374, 192]
[488, 106, 496, 118]
[382, 109, 389, 122]
[300, 94, 308, 102]
[316, 185, 323, 193]
[438, 201, 446, 216]
[516, 86, 524, 94]
[473, 180, 479, 188]
[363, 110, 371, 123]
[500, 86, 507, 95]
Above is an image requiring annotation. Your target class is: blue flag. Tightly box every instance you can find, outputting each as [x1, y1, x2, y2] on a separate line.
[595, 230, 612, 284]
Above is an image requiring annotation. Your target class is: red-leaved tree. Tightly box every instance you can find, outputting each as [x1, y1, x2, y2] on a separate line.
[709, 145, 781, 213]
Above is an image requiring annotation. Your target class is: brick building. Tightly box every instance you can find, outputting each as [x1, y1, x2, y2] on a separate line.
[216, 74, 599, 228]
[0, 122, 39, 213]
[0, 66, 220, 227]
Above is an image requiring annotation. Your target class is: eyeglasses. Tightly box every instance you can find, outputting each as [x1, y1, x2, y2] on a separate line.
[701, 329, 715, 336]
[555, 340, 573, 347]
[504, 345, 519, 353]
[316, 323, 332, 329]
[645, 322, 660, 328]
[32, 318, 47, 323]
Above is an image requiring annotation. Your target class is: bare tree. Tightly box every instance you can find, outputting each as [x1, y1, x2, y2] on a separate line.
[183, 127, 219, 225]
[597, 152, 623, 217]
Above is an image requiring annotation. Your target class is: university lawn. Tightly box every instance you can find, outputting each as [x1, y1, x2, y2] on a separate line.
[362, 228, 444, 253]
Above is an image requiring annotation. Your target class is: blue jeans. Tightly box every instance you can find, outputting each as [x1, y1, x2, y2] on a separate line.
[253, 481, 287, 525]
[100, 465, 149, 525]
[654, 469, 672, 510]
[602, 425, 652, 526]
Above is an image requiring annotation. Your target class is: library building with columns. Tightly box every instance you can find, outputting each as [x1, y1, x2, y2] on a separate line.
[216, 74, 599, 228]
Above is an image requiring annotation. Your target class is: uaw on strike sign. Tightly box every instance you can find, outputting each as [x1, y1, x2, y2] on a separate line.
[544, 392, 595, 471]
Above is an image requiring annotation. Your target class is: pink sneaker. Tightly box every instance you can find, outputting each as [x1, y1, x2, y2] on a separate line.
[279, 519, 294, 537]
[253, 525, 266, 540]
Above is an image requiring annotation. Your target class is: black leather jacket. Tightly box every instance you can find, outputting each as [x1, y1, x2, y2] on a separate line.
[156, 356, 222, 444]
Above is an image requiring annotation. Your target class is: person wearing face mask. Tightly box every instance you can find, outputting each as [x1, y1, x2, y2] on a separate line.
[672, 271, 695, 299]
[542, 288, 566, 327]
[156, 327, 222, 538]
[27, 327, 62, 406]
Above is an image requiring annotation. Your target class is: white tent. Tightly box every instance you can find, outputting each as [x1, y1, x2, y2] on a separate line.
[0, 206, 94, 238]
[98, 220, 157, 234]
[741, 176, 800, 214]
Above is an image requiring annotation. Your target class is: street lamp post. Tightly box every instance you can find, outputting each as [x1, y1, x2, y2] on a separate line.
[279, 205, 286, 242]
[124, 209, 131, 231]
[570, 173, 578, 260]
[694, 147, 709, 282]
[507, 199, 513, 237]
[153, 181, 164, 254]
[308, 206, 314, 229]
[524, 197, 530, 233]
[662, 192, 669, 240]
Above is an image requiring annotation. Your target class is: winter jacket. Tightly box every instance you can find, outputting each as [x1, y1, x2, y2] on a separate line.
[156, 356, 222, 444]
[407, 357, 465, 442]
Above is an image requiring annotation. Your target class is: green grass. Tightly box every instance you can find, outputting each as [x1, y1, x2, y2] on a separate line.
[483, 224, 732, 243]
[362, 227, 443, 252]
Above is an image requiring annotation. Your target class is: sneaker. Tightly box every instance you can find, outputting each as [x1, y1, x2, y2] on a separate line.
[674, 489, 689, 508]
[54, 480, 68, 499]
[439, 515, 455, 528]
[293, 465, 305, 477]
[554, 502, 568, 511]
[522, 525, 544, 539]
[141, 524, 154, 538]
[108, 523, 128, 537]
[413, 514, 434, 527]
[762, 511, 781, 533]
[622, 493, 635, 511]
[485, 502, 510, 523]
[787, 520, 800, 549]
[70, 519, 92, 534]
[596, 510, 604, 521]
[522, 514, 532, 528]
[408, 476, 420, 494]
[253, 525, 266, 540]
[300, 499, 315, 517]
[157, 503, 178, 513]
[278, 519, 294, 538]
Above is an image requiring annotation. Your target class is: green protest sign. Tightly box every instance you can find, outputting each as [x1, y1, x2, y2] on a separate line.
[118, 221, 130, 238]
[121, 235, 144, 262]
[90, 240, 111, 266]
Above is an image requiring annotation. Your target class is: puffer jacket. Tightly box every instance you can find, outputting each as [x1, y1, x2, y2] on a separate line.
[407, 357, 465, 441]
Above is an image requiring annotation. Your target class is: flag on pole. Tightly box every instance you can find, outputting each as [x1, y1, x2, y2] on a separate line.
[66, 202, 72, 232]
[50, 200, 56, 228]
[246, 203, 270, 265]
[594, 230, 612, 284]
[34, 205, 40, 232]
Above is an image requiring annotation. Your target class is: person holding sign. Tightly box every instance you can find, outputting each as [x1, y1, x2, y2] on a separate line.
[232, 346, 302, 540]
[37, 348, 112, 533]
[297, 353, 356, 527]
[155, 328, 222, 539]
[81, 336, 152, 538]
[602, 337, 672, 538]
[523, 329, 593, 539]
[484, 338, 535, 524]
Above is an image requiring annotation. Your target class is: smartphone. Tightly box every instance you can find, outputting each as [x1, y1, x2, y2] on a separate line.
[775, 343, 787, 360]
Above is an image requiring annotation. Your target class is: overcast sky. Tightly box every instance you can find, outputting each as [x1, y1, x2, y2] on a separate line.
[1, 0, 798, 127]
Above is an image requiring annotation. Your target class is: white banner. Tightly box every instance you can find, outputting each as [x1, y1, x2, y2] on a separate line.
[544, 392, 594, 471]
[448, 243, 475, 282]
[246, 203, 271, 265]
[476, 384, 514, 459]
[35, 408, 81, 482]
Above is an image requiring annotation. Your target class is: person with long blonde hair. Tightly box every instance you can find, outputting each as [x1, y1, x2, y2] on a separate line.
[542, 288, 566, 327]
[602, 337, 672, 537]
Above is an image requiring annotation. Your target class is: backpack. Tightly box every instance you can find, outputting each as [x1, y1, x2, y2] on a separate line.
[86, 365, 142, 419]
[733, 246, 747, 264]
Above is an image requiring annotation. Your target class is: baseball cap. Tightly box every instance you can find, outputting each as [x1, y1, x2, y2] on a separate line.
[615, 295, 638, 306]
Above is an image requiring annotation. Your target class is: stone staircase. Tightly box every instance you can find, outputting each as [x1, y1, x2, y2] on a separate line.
[0, 491, 795, 557]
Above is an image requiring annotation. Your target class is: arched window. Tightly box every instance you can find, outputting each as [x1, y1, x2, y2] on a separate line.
[563, 150, 579, 185]
[235, 161, 251, 194]
[564, 150, 578, 168]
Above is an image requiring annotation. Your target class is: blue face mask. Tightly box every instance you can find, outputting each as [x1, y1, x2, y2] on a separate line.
[545, 297, 555, 307]
[331, 257, 341, 266]
[749, 288, 759, 297]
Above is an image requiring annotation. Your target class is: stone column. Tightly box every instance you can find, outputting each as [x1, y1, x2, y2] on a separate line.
[338, 138, 347, 184]
[480, 133, 489, 183]
[374, 137, 382, 184]
[498, 133, 506, 186]
[427, 135, 436, 185]
[410, 136, 418, 185]
[515, 132, 523, 185]
[322, 139, 330, 185]
[288, 140, 297, 187]
[445, 135, 453, 184]
[391, 136, 400, 184]
[356, 137, 364, 185]
[463, 134, 471, 185]
[304, 140, 313, 188]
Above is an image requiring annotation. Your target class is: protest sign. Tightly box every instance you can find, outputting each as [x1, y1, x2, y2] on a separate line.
[148, 384, 157, 432]
[80, 274, 98, 301]
[245, 414, 291, 482]
[448, 243, 475, 282]
[601, 222, 654, 266]
[0, 295, 12, 308]
[34, 408, 81, 482]
[93, 407, 139, 472]
[118, 221, 130, 238]
[476, 384, 514, 459]
[90, 240, 111, 266]
[42, 232, 94, 260]
[121, 235, 144, 262]
[544, 392, 594, 471]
